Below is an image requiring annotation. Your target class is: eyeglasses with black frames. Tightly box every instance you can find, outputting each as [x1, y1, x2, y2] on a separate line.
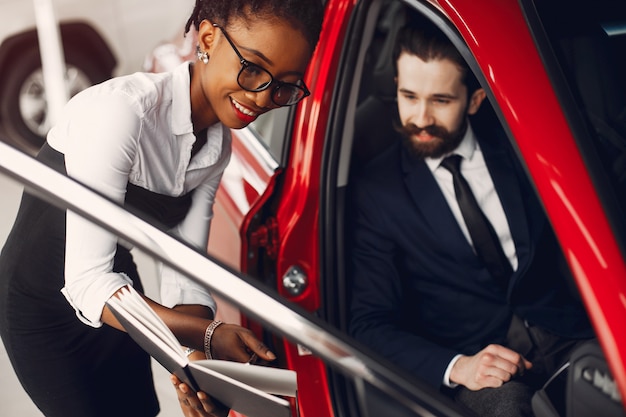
[213, 23, 311, 107]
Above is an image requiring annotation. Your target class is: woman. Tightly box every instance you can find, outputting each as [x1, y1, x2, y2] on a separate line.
[0, 1, 324, 416]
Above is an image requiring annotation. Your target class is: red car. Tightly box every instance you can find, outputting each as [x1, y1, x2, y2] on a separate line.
[3, 0, 623, 415]
[145, 0, 626, 415]
[146, 0, 626, 415]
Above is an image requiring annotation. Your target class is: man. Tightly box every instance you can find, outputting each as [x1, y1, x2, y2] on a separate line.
[348, 15, 594, 417]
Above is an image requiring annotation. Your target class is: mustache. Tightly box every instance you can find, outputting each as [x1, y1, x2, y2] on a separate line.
[396, 123, 448, 139]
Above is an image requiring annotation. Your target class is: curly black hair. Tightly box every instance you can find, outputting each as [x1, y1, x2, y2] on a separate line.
[184, 0, 324, 50]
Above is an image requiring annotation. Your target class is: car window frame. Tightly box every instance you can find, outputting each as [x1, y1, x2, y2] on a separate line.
[0, 139, 467, 417]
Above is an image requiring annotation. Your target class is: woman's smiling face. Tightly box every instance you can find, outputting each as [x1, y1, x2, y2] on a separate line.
[191, 17, 312, 131]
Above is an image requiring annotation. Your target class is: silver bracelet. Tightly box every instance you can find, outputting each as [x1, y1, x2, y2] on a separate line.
[184, 347, 196, 357]
[203, 320, 223, 360]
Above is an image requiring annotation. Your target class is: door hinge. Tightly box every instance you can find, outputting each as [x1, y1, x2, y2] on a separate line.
[249, 217, 279, 259]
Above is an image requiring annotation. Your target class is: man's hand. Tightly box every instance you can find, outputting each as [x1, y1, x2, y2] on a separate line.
[450, 344, 532, 390]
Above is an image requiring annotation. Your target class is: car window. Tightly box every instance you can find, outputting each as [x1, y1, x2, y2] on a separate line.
[527, 0, 626, 239]
[246, 106, 291, 162]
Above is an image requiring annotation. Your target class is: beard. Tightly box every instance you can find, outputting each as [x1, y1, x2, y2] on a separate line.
[395, 118, 468, 160]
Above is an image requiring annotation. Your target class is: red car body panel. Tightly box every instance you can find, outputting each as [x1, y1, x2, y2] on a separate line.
[252, 2, 357, 416]
[212, 3, 357, 415]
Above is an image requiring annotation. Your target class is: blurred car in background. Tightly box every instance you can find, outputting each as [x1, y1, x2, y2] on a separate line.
[0, 0, 193, 153]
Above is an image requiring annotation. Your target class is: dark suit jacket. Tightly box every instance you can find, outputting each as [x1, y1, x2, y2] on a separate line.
[348, 129, 593, 389]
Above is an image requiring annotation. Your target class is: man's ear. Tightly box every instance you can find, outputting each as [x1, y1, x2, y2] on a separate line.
[197, 20, 219, 55]
[467, 88, 487, 115]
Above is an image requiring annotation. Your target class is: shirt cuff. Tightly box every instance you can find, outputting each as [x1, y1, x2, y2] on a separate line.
[61, 272, 134, 327]
[443, 354, 463, 388]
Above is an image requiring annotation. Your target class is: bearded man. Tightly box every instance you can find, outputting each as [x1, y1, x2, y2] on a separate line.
[348, 14, 594, 417]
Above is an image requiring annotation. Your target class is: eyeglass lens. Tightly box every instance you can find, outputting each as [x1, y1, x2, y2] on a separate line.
[239, 64, 272, 91]
[238, 63, 307, 106]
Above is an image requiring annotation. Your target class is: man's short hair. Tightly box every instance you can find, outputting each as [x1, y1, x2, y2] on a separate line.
[393, 13, 481, 94]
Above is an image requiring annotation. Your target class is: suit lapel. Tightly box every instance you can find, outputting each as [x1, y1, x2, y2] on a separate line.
[400, 135, 537, 290]
[401, 147, 478, 261]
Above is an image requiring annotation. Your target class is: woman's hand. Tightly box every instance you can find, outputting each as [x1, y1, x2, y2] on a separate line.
[172, 323, 276, 416]
[209, 323, 276, 363]
[171, 374, 229, 417]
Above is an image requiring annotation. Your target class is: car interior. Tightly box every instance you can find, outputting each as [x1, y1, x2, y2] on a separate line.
[319, 0, 626, 415]
[529, 0, 626, 224]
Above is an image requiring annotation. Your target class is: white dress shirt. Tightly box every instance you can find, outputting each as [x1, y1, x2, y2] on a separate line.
[424, 124, 518, 387]
[48, 61, 231, 327]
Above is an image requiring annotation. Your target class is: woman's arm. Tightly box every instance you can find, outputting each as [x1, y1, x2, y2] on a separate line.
[54, 91, 141, 326]
[101, 287, 274, 362]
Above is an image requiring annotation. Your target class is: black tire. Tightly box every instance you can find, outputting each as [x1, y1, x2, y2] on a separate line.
[0, 45, 111, 153]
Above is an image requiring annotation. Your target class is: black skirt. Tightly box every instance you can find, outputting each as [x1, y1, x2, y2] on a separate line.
[0, 143, 193, 417]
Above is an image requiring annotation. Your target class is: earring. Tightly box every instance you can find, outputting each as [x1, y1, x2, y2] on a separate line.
[196, 45, 209, 64]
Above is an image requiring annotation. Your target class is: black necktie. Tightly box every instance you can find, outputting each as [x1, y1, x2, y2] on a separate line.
[440, 155, 513, 287]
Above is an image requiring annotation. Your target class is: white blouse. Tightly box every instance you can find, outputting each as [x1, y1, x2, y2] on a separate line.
[48, 61, 231, 327]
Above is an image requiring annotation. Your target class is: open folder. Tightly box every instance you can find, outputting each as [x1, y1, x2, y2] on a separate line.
[106, 287, 297, 417]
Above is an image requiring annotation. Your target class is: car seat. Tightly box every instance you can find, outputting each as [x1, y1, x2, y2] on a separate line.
[352, 1, 405, 170]
[536, 0, 626, 212]
[532, 339, 625, 417]
[559, 29, 626, 208]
